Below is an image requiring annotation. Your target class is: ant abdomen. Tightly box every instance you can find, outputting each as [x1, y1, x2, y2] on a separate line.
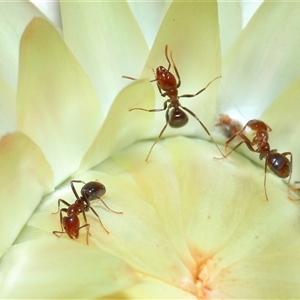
[267, 152, 291, 178]
[81, 181, 106, 201]
[168, 109, 188, 128]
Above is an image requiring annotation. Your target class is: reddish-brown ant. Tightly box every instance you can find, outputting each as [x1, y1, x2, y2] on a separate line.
[215, 119, 292, 201]
[123, 45, 224, 161]
[215, 114, 243, 139]
[52, 180, 122, 245]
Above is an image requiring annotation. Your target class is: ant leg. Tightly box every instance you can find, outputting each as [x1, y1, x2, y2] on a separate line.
[70, 180, 86, 199]
[52, 199, 70, 215]
[52, 230, 67, 238]
[122, 75, 138, 81]
[146, 122, 169, 162]
[78, 223, 90, 245]
[164, 45, 171, 71]
[83, 189, 123, 215]
[214, 132, 256, 160]
[95, 199, 122, 214]
[263, 159, 269, 201]
[169, 50, 181, 89]
[52, 207, 68, 233]
[179, 76, 222, 98]
[180, 105, 225, 157]
[86, 207, 110, 234]
[129, 100, 169, 112]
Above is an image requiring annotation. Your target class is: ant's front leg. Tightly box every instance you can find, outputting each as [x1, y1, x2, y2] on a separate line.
[70, 180, 86, 199]
[129, 100, 169, 113]
[179, 76, 221, 99]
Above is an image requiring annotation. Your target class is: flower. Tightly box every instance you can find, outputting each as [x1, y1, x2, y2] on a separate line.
[0, 1, 300, 299]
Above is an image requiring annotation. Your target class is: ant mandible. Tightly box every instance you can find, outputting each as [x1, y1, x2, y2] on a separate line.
[52, 180, 122, 245]
[123, 45, 224, 161]
[215, 119, 292, 201]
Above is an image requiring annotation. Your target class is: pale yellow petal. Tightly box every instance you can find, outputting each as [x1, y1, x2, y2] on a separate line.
[17, 18, 102, 185]
[128, 1, 171, 48]
[0, 238, 138, 298]
[0, 77, 16, 138]
[29, 0, 62, 28]
[0, 1, 44, 88]
[220, 2, 300, 119]
[107, 275, 197, 299]
[140, 0, 222, 142]
[79, 79, 155, 172]
[96, 137, 300, 297]
[28, 168, 195, 294]
[60, 0, 149, 114]
[0, 132, 54, 257]
[217, 1, 242, 56]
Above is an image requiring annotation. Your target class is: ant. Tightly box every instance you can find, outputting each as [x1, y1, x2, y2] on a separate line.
[123, 45, 224, 161]
[215, 119, 292, 201]
[215, 114, 243, 139]
[52, 180, 122, 245]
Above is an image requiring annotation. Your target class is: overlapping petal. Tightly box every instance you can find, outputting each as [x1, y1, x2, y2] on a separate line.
[0, 1, 45, 88]
[0, 238, 138, 298]
[219, 2, 300, 120]
[0, 1, 299, 299]
[0, 132, 54, 257]
[0, 77, 16, 138]
[60, 0, 149, 114]
[17, 18, 102, 185]
[27, 137, 300, 298]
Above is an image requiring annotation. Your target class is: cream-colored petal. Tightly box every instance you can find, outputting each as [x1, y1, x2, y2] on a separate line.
[30, 0, 62, 28]
[217, 1, 242, 56]
[25, 137, 300, 297]
[0, 77, 16, 138]
[28, 168, 195, 294]
[107, 275, 197, 299]
[165, 137, 300, 297]
[79, 79, 155, 172]
[139, 0, 222, 142]
[219, 2, 300, 118]
[211, 247, 300, 298]
[0, 238, 138, 298]
[17, 18, 102, 185]
[128, 1, 171, 48]
[95, 137, 300, 297]
[0, 1, 44, 88]
[60, 0, 149, 114]
[0, 132, 54, 257]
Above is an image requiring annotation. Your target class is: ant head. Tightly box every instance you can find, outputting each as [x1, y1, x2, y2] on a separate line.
[81, 181, 106, 201]
[168, 108, 188, 128]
